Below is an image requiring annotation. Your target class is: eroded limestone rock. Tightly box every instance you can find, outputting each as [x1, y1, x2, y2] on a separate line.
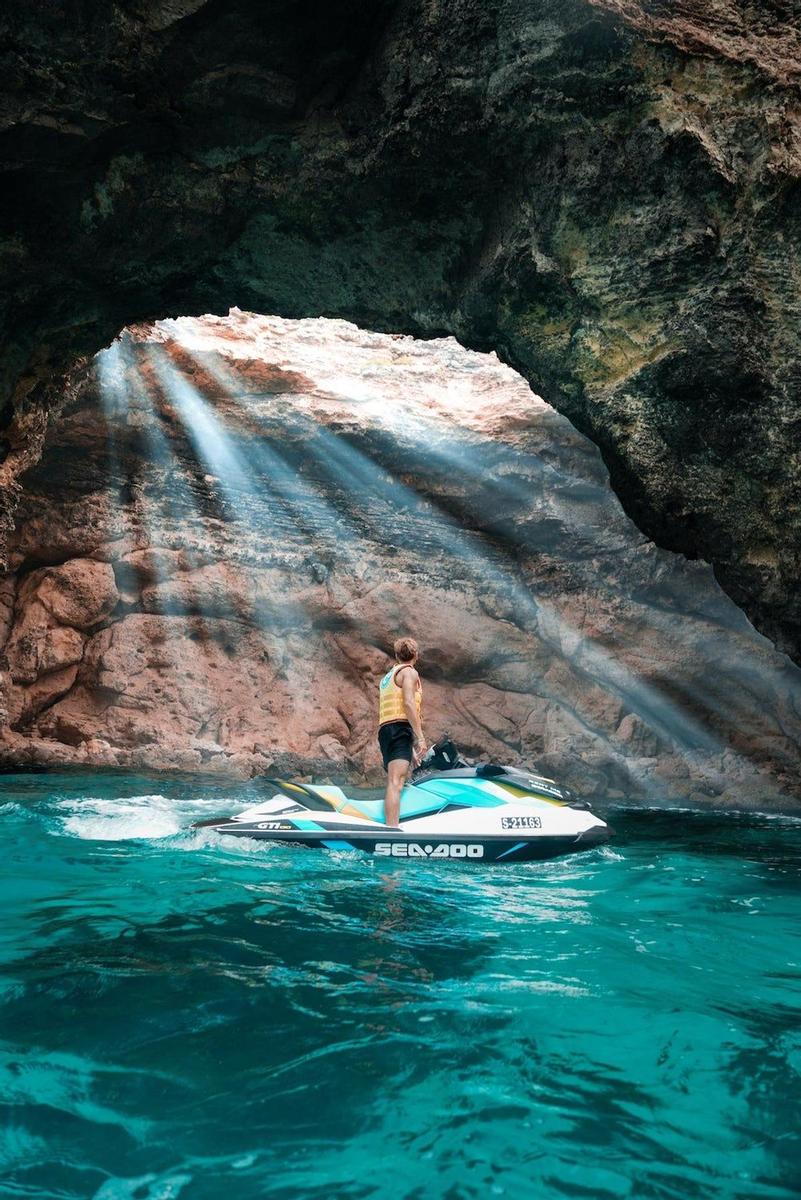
[1, 313, 800, 809]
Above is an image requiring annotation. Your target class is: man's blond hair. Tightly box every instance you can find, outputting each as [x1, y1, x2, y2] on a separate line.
[393, 636, 418, 663]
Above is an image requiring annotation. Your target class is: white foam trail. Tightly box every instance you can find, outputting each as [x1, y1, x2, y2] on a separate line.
[60, 795, 182, 840]
[56, 794, 236, 842]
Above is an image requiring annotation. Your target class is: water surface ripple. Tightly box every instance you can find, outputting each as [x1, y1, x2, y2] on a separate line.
[1, 773, 800, 1199]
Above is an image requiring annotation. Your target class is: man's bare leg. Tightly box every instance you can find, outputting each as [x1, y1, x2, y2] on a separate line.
[384, 758, 409, 827]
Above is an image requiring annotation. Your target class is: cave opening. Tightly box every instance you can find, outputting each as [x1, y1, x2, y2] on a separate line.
[6, 5, 801, 1190]
[2, 308, 800, 810]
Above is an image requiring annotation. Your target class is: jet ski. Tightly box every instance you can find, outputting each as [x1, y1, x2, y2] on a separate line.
[204, 737, 611, 862]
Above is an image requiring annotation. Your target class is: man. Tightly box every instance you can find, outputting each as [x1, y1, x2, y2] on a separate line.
[378, 636, 427, 826]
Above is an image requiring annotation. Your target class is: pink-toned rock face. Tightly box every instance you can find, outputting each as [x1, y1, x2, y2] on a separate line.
[2, 310, 801, 808]
[35, 560, 118, 629]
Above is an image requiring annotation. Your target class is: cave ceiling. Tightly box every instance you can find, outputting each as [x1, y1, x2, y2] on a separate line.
[1, 0, 801, 658]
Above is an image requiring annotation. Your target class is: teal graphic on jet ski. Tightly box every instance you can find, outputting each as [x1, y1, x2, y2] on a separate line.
[206, 738, 612, 862]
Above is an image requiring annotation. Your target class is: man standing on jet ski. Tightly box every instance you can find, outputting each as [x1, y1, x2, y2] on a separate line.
[378, 636, 427, 826]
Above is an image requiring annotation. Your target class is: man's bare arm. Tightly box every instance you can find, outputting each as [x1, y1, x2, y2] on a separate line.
[400, 672, 424, 763]
[401, 669, 425, 752]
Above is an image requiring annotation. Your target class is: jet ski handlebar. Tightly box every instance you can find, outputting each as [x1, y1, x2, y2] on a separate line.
[414, 734, 470, 776]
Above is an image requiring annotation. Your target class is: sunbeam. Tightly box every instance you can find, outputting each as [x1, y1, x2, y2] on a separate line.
[42, 312, 797, 804]
[94, 341, 232, 739]
[159, 338, 761, 797]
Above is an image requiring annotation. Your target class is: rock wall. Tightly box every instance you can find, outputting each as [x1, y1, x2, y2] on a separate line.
[1, 1, 801, 663]
[2, 311, 800, 809]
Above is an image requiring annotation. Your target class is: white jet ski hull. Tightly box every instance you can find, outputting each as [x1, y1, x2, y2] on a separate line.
[206, 764, 611, 862]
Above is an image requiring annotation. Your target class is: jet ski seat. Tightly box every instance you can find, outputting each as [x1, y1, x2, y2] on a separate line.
[263, 778, 379, 822]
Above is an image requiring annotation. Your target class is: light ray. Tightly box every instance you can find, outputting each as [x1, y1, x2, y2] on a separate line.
[145, 345, 319, 639]
[91, 325, 801, 803]
[170, 348, 727, 792]
[95, 341, 238, 740]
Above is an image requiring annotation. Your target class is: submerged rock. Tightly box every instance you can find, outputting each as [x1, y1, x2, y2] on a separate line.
[1, 311, 800, 809]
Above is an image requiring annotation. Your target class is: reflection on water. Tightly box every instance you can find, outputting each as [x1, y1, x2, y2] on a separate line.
[0, 772, 800, 1199]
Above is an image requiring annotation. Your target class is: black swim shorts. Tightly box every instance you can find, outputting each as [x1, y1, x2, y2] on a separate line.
[378, 721, 414, 770]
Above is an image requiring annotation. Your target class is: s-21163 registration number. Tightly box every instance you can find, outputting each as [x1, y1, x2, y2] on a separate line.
[501, 816, 542, 829]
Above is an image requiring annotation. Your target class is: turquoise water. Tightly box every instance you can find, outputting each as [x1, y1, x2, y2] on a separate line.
[1, 773, 800, 1200]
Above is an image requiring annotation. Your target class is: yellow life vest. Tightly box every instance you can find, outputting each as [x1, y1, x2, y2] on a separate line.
[378, 664, 422, 727]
